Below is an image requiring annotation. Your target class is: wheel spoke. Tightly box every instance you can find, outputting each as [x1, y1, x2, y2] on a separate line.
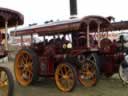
[28, 62, 32, 70]
[27, 68, 33, 80]
[20, 67, 25, 75]
[21, 55, 26, 64]
[24, 71, 29, 80]
[27, 71, 32, 81]
[21, 71, 26, 80]
[25, 54, 30, 63]
[18, 63, 24, 69]
[58, 75, 63, 80]
[65, 68, 71, 75]
[24, 56, 28, 64]
[60, 69, 64, 75]
[18, 57, 25, 69]
[63, 65, 67, 74]
[56, 71, 63, 77]
[22, 67, 33, 81]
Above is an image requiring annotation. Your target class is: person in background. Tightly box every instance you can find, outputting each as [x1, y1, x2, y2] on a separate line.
[1, 33, 6, 48]
[0, 32, 2, 44]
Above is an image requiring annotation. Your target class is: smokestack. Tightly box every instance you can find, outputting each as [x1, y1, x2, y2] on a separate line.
[70, 0, 77, 18]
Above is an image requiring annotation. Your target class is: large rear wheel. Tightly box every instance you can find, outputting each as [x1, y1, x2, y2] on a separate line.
[14, 48, 39, 86]
[55, 63, 77, 92]
[78, 60, 98, 87]
[0, 67, 14, 96]
[78, 53, 100, 87]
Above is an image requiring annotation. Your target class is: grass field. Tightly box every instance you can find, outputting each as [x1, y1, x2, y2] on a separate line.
[13, 78, 128, 96]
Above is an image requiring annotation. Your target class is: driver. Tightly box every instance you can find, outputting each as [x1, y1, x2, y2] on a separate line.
[61, 35, 71, 49]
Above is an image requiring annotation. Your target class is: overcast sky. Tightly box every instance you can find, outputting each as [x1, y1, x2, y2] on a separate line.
[1, 0, 128, 27]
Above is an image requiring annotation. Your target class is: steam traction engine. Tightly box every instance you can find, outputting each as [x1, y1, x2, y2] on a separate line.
[12, 15, 128, 92]
[0, 7, 24, 96]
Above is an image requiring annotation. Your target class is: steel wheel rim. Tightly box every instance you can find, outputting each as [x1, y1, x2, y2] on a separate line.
[15, 50, 33, 86]
[0, 68, 9, 96]
[79, 60, 97, 87]
[119, 64, 128, 83]
[55, 64, 75, 92]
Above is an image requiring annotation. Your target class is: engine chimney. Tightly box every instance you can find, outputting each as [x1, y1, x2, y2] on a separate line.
[70, 0, 77, 18]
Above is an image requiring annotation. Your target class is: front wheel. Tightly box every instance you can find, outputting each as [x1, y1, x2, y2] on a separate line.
[55, 63, 77, 92]
[0, 67, 14, 96]
[119, 61, 128, 84]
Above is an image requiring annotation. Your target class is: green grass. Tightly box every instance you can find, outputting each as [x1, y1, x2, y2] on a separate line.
[13, 78, 128, 96]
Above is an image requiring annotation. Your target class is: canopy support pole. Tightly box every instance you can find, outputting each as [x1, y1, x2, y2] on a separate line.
[31, 34, 33, 43]
[97, 23, 101, 47]
[5, 21, 8, 50]
[87, 23, 90, 48]
[21, 35, 23, 46]
[11, 22, 18, 45]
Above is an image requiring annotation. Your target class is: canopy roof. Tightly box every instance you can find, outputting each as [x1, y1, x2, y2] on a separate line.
[0, 7, 24, 28]
[11, 15, 110, 36]
[106, 21, 128, 31]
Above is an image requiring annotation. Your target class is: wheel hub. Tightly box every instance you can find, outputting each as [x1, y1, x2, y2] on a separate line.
[86, 71, 92, 76]
[22, 73, 28, 80]
[25, 64, 29, 69]
[63, 75, 69, 80]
